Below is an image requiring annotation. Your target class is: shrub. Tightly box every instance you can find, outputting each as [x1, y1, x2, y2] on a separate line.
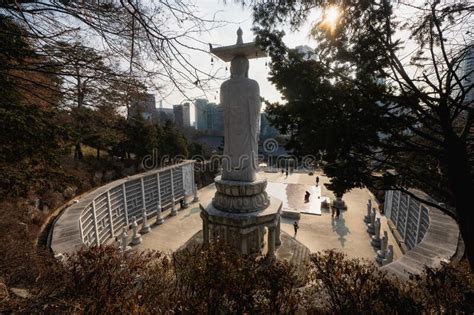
[410, 261, 474, 313]
[2, 246, 473, 313]
[304, 250, 421, 313]
[172, 242, 301, 313]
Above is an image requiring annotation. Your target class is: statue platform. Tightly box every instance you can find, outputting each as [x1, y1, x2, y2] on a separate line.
[177, 229, 310, 282]
[200, 196, 282, 255]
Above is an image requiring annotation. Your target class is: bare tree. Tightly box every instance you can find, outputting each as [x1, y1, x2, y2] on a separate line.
[0, 0, 224, 98]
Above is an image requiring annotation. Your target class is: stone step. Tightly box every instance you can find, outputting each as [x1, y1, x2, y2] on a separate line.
[289, 241, 310, 271]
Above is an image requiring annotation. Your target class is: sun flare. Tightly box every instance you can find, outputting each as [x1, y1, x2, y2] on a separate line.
[322, 5, 340, 33]
[326, 6, 339, 25]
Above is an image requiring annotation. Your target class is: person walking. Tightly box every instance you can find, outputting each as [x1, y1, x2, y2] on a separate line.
[304, 191, 311, 203]
[335, 206, 341, 219]
[293, 221, 299, 237]
[316, 176, 320, 186]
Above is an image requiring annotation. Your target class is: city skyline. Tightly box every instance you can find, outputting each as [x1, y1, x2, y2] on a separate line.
[154, 1, 319, 109]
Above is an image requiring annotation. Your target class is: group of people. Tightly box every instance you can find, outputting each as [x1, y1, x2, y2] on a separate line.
[287, 174, 342, 238]
[281, 168, 290, 177]
[303, 176, 320, 203]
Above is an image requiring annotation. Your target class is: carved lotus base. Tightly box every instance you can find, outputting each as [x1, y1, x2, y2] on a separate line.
[212, 176, 270, 213]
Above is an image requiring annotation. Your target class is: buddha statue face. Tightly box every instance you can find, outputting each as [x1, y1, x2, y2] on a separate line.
[230, 56, 249, 78]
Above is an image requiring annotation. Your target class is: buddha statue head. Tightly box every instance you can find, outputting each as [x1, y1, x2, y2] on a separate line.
[230, 56, 249, 78]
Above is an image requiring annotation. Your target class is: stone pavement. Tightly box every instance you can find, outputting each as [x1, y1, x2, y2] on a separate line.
[266, 182, 329, 215]
[138, 171, 401, 262]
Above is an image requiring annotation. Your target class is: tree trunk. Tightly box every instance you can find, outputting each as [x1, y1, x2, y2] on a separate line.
[74, 143, 83, 160]
[445, 136, 473, 270]
[455, 195, 474, 270]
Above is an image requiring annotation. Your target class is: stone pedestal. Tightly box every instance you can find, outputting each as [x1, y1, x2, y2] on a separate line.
[140, 208, 151, 234]
[376, 231, 389, 264]
[364, 199, 372, 223]
[170, 199, 177, 216]
[200, 200, 282, 255]
[120, 228, 132, 252]
[367, 208, 376, 234]
[155, 204, 164, 225]
[382, 245, 394, 265]
[370, 218, 381, 247]
[181, 197, 189, 209]
[131, 218, 142, 245]
[193, 184, 199, 203]
[200, 184, 282, 256]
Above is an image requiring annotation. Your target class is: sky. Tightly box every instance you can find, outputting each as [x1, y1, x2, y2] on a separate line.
[156, 1, 319, 119]
[153, 0, 472, 123]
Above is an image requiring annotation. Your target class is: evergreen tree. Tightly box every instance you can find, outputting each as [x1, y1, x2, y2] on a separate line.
[0, 16, 67, 196]
[251, 1, 474, 267]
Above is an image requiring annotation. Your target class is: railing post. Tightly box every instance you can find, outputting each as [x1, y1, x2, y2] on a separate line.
[91, 199, 100, 246]
[107, 191, 115, 238]
[415, 203, 423, 244]
[170, 168, 175, 199]
[122, 183, 129, 227]
[191, 161, 195, 193]
[384, 190, 392, 219]
[79, 217, 84, 242]
[404, 195, 410, 240]
[395, 190, 401, 227]
[170, 168, 177, 216]
[157, 171, 162, 208]
[141, 177, 146, 212]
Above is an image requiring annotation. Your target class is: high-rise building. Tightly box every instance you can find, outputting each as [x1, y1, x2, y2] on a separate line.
[195, 99, 224, 135]
[173, 102, 191, 129]
[130, 93, 156, 122]
[462, 44, 474, 104]
[183, 102, 191, 127]
[173, 104, 184, 128]
[156, 100, 174, 125]
[195, 99, 209, 131]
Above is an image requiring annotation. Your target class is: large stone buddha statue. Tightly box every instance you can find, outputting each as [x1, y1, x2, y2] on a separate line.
[200, 28, 281, 256]
[220, 55, 261, 182]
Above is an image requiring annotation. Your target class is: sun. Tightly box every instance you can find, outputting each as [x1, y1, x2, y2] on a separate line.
[326, 6, 339, 26]
[322, 5, 340, 32]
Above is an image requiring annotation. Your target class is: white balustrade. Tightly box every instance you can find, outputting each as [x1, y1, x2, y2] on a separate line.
[51, 161, 195, 254]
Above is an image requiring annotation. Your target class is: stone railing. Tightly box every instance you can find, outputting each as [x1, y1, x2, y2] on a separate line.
[51, 161, 196, 255]
[381, 190, 459, 278]
[384, 190, 431, 251]
[258, 166, 315, 174]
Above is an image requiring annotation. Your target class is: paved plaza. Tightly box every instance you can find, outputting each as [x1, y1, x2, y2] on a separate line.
[138, 171, 401, 262]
